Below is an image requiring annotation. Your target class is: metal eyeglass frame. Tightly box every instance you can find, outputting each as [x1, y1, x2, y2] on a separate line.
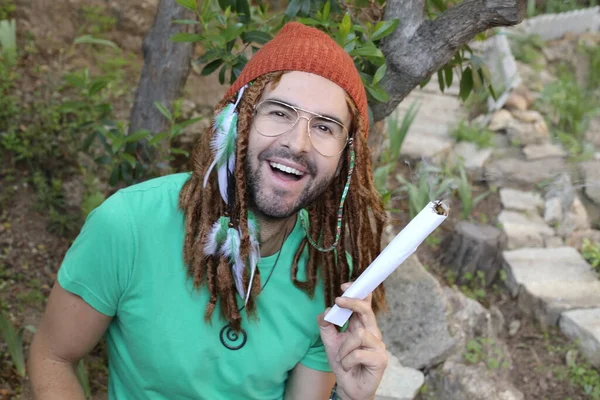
[252, 99, 351, 157]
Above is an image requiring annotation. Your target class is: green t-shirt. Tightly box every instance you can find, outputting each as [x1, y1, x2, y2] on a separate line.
[57, 173, 332, 400]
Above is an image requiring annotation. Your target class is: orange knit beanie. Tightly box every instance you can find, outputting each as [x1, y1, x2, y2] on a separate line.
[224, 22, 369, 134]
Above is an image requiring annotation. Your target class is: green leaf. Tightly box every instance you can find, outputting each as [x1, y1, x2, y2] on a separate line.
[285, 0, 302, 18]
[429, 0, 447, 12]
[300, 0, 311, 15]
[170, 32, 203, 42]
[370, 19, 399, 42]
[349, 45, 384, 58]
[220, 23, 245, 42]
[89, 79, 109, 96]
[201, 59, 223, 76]
[241, 30, 272, 45]
[322, 1, 331, 21]
[74, 35, 119, 49]
[154, 102, 173, 122]
[366, 83, 389, 103]
[236, 0, 251, 22]
[373, 64, 387, 85]
[459, 67, 474, 101]
[437, 70, 445, 92]
[218, 64, 227, 85]
[488, 84, 498, 101]
[175, 0, 198, 11]
[444, 66, 454, 88]
[297, 17, 321, 26]
[339, 13, 352, 41]
[170, 148, 190, 156]
[172, 19, 200, 25]
[0, 312, 26, 377]
[121, 153, 137, 168]
[148, 132, 170, 146]
[124, 130, 151, 143]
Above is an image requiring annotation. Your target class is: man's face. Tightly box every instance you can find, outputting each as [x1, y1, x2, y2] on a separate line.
[246, 71, 352, 220]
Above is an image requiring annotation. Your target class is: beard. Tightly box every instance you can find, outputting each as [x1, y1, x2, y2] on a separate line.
[245, 147, 337, 220]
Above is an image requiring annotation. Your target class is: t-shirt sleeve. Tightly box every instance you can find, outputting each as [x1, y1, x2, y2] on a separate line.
[299, 334, 332, 372]
[57, 191, 136, 317]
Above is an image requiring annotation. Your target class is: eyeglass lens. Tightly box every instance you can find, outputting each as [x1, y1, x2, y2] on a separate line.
[253, 101, 348, 156]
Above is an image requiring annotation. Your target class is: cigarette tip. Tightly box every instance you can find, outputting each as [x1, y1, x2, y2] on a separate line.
[432, 200, 449, 216]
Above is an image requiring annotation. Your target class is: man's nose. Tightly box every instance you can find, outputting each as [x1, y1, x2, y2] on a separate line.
[280, 116, 313, 154]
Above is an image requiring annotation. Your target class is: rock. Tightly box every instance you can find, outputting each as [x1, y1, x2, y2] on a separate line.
[544, 236, 564, 248]
[584, 116, 600, 148]
[484, 158, 567, 186]
[504, 93, 528, 111]
[560, 308, 600, 368]
[557, 196, 591, 237]
[375, 351, 425, 400]
[489, 306, 506, 338]
[400, 134, 453, 161]
[498, 210, 554, 249]
[499, 188, 544, 212]
[488, 110, 514, 132]
[513, 85, 535, 108]
[580, 161, 600, 206]
[508, 320, 521, 336]
[451, 142, 493, 180]
[544, 197, 563, 225]
[377, 255, 458, 369]
[444, 287, 496, 340]
[503, 247, 600, 326]
[426, 360, 524, 400]
[506, 118, 550, 146]
[566, 230, 600, 250]
[511, 110, 544, 124]
[522, 143, 567, 160]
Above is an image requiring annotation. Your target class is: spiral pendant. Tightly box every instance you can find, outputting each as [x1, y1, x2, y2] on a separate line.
[219, 324, 247, 350]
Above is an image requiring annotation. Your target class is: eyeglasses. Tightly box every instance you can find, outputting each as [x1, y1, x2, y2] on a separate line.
[252, 100, 350, 157]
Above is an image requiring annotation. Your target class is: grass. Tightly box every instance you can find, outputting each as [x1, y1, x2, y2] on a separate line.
[508, 33, 546, 71]
[451, 120, 494, 149]
[581, 239, 600, 271]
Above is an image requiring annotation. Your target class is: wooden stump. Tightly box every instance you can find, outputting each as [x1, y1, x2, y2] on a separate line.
[441, 221, 507, 286]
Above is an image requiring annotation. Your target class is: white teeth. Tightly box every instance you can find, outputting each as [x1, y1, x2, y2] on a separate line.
[269, 162, 304, 176]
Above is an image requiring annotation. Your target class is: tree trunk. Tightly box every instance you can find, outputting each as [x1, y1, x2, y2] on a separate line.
[128, 0, 196, 137]
[441, 221, 507, 286]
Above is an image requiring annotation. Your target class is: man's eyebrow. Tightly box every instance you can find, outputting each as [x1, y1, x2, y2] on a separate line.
[264, 96, 346, 125]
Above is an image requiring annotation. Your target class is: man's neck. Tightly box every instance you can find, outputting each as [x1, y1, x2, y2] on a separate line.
[255, 213, 297, 257]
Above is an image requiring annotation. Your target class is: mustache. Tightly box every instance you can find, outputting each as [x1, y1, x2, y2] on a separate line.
[258, 148, 316, 175]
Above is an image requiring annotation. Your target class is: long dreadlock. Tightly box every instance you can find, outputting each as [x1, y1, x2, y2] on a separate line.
[179, 72, 387, 331]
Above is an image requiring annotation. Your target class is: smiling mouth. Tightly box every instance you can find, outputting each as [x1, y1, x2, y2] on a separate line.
[269, 161, 305, 181]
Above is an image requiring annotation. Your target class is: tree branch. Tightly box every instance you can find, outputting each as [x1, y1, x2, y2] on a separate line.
[372, 0, 526, 122]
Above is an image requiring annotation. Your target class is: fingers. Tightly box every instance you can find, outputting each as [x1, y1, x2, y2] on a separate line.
[336, 327, 385, 364]
[335, 327, 387, 372]
[335, 296, 380, 338]
[340, 348, 388, 372]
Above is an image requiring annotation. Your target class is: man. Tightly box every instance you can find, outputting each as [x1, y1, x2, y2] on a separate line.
[28, 22, 389, 399]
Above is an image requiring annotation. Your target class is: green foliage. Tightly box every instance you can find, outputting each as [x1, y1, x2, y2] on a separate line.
[396, 163, 455, 219]
[455, 162, 490, 219]
[76, 359, 93, 399]
[450, 120, 494, 148]
[537, 67, 599, 157]
[581, 41, 600, 91]
[582, 239, 600, 271]
[508, 33, 545, 70]
[374, 101, 419, 203]
[174, 0, 494, 115]
[0, 19, 16, 65]
[464, 336, 510, 370]
[0, 312, 36, 378]
[79, 5, 117, 36]
[564, 353, 600, 399]
[0, 0, 15, 20]
[460, 270, 487, 302]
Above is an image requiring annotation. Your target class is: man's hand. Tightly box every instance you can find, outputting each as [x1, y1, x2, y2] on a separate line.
[317, 282, 387, 400]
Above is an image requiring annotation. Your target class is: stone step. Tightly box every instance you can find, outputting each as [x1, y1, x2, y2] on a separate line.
[498, 210, 555, 249]
[503, 247, 600, 326]
[559, 308, 600, 368]
[375, 351, 425, 400]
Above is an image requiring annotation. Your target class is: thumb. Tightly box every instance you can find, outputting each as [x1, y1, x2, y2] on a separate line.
[317, 308, 339, 345]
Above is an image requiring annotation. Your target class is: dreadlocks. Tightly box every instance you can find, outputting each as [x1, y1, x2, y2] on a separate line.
[179, 72, 387, 331]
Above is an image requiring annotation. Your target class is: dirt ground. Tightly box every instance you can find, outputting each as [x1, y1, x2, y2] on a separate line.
[1, 1, 598, 399]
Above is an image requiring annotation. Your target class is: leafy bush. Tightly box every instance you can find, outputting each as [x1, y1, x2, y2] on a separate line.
[396, 163, 455, 219]
[0, 0, 15, 20]
[582, 239, 600, 271]
[0, 312, 36, 378]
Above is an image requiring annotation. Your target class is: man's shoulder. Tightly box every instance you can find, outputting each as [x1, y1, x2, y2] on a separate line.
[119, 172, 191, 197]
